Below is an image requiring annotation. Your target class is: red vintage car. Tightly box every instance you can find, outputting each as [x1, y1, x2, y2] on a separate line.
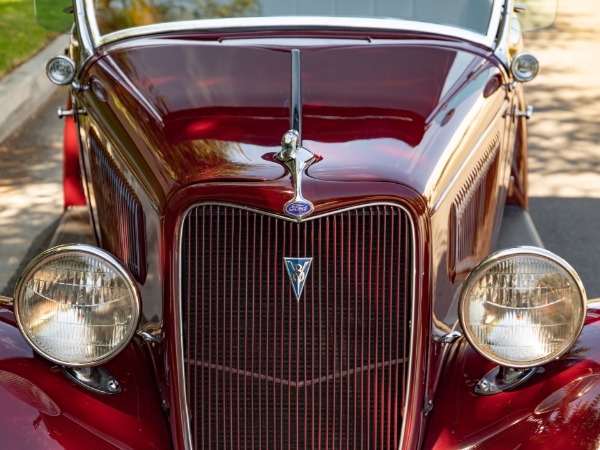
[1, 0, 598, 448]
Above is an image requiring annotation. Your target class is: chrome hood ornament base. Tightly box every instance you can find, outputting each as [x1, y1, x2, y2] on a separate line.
[276, 129, 315, 221]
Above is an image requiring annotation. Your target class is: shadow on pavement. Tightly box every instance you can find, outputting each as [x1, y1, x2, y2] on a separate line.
[530, 197, 600, 298]
[0, 89, 65, 293]
[0, 218, 60, 296]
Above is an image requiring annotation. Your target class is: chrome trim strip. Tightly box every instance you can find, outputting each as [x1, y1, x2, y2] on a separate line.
[179, 200, 410, 224]
[74, 0, 95, 60]
[290, 49, 302, 137]
[77, 1, 507, 77]
[83, 0, 101, 47]
[186, 356, 405, 388]
[487, 0, 506, 44]
[431, 106, 506, 212]
[92, 16, 496, 49]
[174, 201, 418, 450]
[494, 0, 513, 68]
[103, 63, 164, 124]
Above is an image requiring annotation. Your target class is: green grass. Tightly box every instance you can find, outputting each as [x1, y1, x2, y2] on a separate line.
[0, 0, 58, 79]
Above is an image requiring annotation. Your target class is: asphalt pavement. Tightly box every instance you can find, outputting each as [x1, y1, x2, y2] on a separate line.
[0, 2, 599, 297]
[0, 88, 65, 295]
[525, 0, 600, 298]
[0, 36, 69, 296]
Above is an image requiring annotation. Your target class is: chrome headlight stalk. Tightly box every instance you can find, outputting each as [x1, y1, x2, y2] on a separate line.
[14, 244, 141, 368]
[459, 247, 586, 393]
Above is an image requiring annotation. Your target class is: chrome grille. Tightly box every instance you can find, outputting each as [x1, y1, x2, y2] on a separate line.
[181, 204, 413, 449]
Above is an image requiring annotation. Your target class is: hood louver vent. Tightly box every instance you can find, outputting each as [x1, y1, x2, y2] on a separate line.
[88, 130, 146, 282]
[449, 135, 501, 281]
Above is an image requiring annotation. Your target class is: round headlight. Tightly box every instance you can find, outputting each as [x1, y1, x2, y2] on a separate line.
[46, 55, 76, 85]
[459, 247, 586, 368]
[14, 245, 140, 367]
[511, 51, 540, 83]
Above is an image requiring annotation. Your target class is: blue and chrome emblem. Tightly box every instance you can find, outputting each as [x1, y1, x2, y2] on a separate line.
[284, 257, 312, 302]
[276, 130, 315, 221]
[284, 201, 312, 217]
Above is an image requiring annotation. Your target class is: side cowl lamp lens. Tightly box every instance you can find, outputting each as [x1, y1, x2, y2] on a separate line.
[46, 55, 76, 85]
[14, 245, 141, 367]
[510, 51, 540, 83]
[459, 247, 586, 370]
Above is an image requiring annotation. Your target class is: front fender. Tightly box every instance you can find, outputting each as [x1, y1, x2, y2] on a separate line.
[424, 307, 600, 449]
[0, 308, 171, 449]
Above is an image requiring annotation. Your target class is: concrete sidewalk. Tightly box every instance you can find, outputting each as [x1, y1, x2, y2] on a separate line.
[0, 36, 68, 144]
[524, 0, 600, 297]
[0, 88, 65, 295]
[525, 0, 600, 198]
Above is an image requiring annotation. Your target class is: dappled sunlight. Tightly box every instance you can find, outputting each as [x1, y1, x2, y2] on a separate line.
[0, 90, 64, 295]
[0, 183, 62, 292]
[525, 0, 600, 297]
[525, 0, 600, 198]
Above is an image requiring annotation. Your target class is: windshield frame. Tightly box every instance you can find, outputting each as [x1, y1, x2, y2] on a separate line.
[78, 0, 505, 51]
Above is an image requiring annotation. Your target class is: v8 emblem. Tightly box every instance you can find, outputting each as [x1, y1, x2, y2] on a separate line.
[284, 257, 312, 302]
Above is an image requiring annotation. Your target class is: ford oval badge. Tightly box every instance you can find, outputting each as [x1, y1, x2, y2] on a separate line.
[285, 201, 312, 217]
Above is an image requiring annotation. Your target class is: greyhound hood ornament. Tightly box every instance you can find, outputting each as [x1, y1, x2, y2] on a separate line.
[275, 129, 315, 221]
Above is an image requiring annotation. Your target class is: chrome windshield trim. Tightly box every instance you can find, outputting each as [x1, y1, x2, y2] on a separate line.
[74, 0, 95, 62]
[494, 0, 514, 68]
[174, 201, 419, 450]
[90, 16, 496, 49]
[487, 0, 506, 43]
[84, 0, 101, 45]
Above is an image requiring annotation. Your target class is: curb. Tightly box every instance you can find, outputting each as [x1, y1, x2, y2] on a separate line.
[0, 35, 70, 144]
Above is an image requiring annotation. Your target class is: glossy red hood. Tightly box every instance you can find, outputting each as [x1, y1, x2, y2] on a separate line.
[88, 36, 497, 202]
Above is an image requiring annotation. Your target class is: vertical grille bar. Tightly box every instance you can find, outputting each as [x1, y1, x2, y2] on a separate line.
[181, 204, 413, 449]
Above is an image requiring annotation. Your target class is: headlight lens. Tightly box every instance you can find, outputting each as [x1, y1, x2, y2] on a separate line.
[459, 247, 586, 368]
[14, 245, 140, 367]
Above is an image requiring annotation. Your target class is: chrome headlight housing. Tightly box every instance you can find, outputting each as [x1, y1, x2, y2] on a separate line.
[14, 245, 141, 367]
[459, 247, 586, 368]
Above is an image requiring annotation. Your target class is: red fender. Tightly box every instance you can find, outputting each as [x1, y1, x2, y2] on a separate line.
[0, 308, 172, 449]
[63, 96, 86, 209]
[424, 308, 600, 449]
